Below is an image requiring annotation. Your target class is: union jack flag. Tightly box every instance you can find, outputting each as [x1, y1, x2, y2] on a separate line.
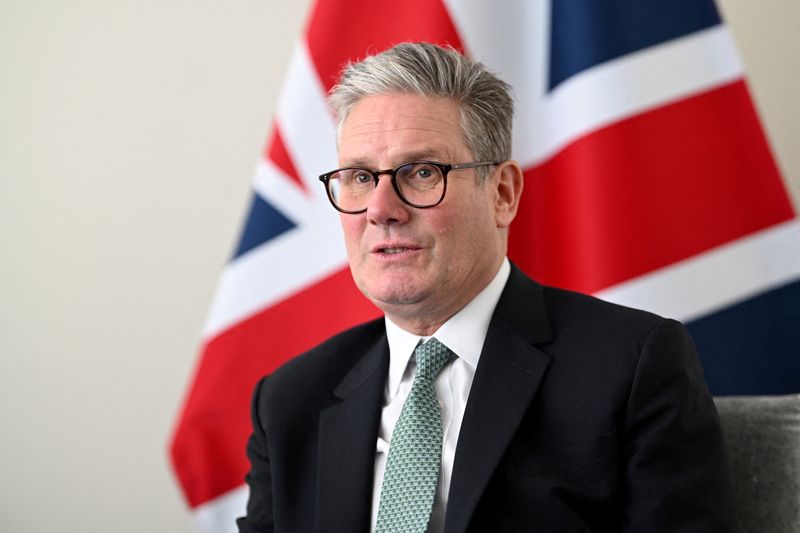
[170, 0, 800, 529]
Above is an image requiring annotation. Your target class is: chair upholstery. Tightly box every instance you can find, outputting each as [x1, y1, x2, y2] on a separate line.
[714, 394, 800, 533]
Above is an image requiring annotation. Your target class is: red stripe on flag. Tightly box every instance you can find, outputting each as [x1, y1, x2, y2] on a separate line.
[305, 0, 463, 92]
[509, 80, 795, 295]
[170, 267, 381, 507]
[265, 125, 307, 193]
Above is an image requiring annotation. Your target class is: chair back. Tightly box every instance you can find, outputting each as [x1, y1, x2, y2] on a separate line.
[714, 394, 800, 532]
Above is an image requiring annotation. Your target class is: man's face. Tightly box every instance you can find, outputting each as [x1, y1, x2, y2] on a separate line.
[337, 93, 509, 334]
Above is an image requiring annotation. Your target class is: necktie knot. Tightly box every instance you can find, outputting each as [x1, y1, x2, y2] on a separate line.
[414, 338, 451, 382]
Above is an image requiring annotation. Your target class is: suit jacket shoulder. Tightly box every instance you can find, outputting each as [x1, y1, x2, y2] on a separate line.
[264, 317, 387, 400]
[455, 266, 735, 532]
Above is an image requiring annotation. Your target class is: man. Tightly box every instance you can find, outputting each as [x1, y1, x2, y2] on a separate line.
[238, 43, 735, 532]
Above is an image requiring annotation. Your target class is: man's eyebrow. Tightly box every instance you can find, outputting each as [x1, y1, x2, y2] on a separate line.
[400, 150, 448, 163]
[342, 151, 449, 169]
[340, 157, 372, 168]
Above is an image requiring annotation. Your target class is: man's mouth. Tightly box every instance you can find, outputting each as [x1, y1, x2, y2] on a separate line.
[373, 244, 419, 255]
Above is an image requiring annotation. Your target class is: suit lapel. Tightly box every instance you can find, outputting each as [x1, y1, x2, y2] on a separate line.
[317, 334, 389, 533]
[445, 267, 553, 533]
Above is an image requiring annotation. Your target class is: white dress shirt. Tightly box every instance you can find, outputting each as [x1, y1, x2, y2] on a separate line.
[370, 258, 511, 533]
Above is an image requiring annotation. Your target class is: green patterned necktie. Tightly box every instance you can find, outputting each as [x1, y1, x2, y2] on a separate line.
[376, 337, 452, 533]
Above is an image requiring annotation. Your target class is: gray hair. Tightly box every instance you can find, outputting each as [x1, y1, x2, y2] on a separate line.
[328, 42, 514, 172]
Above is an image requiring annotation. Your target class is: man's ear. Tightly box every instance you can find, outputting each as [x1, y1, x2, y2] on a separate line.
[493, 160, 524, 228]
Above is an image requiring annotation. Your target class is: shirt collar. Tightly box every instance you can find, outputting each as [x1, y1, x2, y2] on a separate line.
[384, 258, 511, 398]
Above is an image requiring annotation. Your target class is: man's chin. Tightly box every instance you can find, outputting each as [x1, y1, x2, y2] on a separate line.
[365, 287, 427, 313]
[370, 292, 424, 309]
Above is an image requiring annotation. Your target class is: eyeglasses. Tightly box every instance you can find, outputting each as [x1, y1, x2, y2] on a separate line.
[318, 160, 498, 214]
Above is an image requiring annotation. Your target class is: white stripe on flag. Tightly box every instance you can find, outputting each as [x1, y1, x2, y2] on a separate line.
[445, 0, 743, 168]
[275, 39, 339, 190]
[535, 25, 743, 166]
[596, 220, 800, 322]
[202, 39, 348, 339]
[203, 198, 346, 338]
[191, 485, 248, 533]
[251, 158, 311, 224]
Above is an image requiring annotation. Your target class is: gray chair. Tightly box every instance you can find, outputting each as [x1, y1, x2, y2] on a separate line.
[714, 394, 800, 533]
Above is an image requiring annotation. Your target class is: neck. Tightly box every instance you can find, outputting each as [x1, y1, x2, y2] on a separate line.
[381, 257, 505, 336]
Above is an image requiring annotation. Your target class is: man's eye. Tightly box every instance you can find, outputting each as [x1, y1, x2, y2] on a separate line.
[350, 171, 373, 184]
[403, 164, 438, 181]
[416, 167, 433, 179]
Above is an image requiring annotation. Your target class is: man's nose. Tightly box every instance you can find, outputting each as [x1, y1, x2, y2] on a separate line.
[366, 174, 410, 226]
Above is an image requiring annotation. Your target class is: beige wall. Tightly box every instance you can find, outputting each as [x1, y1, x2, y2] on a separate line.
[718, 0, 800, 206]
[0, 1, 796, 531]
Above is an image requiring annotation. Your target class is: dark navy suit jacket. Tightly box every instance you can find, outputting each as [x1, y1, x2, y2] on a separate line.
[238, 265, 735, 532]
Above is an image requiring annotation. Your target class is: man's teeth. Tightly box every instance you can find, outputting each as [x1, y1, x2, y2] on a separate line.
[382, 248, 405, 254]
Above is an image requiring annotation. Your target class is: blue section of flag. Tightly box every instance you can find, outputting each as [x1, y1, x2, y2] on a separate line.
[233, 193, 295, 258]
[688, 279, 800, 396]
[548, 0, 721, 90]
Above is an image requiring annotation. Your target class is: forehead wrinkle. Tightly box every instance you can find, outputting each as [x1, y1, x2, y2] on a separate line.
[339, 130, 458, 168]
[342, 149, 453, 170]
[340, 131, 451, 159]
[341, 122, 459, 140]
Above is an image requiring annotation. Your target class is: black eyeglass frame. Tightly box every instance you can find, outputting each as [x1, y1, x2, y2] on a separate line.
[318, 160, 498, 214]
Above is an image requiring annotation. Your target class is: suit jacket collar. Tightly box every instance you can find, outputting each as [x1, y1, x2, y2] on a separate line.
[317, 327, 388, 533]
[444, 265, 553, 533]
